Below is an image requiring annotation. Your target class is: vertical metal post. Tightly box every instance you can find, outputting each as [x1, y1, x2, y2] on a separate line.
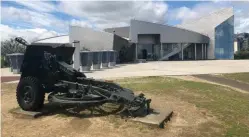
[73, 40, 80, 70]
[202, 43, 204, 60]
[206, 43, 208, 59]
[135, 43, 138, 60]
[204, 44, 206, 59]
[181, 43, 184, 60]
[194, 43, 197, 60]
[160, 43, 163, 58]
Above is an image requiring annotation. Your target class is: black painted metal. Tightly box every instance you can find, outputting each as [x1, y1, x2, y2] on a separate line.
[102, 51, 108, 63]
[101, 51, 110, 68]
[80, 51, 93, 66]
[109, 51, 117, 66]
[92, 51, 101, 64]
[92, 51, 102, 69]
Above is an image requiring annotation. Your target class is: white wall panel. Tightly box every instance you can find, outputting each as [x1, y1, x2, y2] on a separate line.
[69, 26, 114, 51]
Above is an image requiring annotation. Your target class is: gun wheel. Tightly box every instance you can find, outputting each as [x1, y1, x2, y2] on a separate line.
[16, 77, 45, 111]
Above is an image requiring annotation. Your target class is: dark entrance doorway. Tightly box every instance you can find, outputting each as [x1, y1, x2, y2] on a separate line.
[137, 34, 161, 61]
[142, 49, 148, 59]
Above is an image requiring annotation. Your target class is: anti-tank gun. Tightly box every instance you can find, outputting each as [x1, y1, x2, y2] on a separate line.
[15, 37, 151, 117]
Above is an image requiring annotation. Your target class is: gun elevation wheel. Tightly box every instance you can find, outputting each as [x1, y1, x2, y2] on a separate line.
[16, 77, 45, 111]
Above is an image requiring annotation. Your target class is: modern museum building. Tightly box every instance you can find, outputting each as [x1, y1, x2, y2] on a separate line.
[33, 7, 234, 64]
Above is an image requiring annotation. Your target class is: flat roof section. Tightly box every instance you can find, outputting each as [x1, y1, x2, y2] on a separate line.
[104, 26, 130, 38]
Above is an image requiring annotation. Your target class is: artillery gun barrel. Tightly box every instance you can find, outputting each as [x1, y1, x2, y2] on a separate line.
[15, 37, 29, 46]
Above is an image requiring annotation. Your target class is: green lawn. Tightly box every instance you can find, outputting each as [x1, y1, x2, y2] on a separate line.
[3, 76, 249, 137]
[116, 76, 249, 137]
[221, 72, 249, 84]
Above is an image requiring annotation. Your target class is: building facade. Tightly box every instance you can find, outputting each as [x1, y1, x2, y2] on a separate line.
[106, 20, 210, 61]
[33, 7, 234, 67]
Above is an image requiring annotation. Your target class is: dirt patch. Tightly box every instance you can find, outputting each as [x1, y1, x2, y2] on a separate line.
[145, 93, 224, 137]
[69, 118, 92, 133]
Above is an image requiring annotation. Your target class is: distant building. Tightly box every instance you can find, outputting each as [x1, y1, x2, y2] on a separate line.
[234, 39, 238, 53]
[235, 32, 249, 51]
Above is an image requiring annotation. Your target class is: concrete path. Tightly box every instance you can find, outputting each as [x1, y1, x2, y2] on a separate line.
[1, 68, 20, 77]
[193, 74, 249, 92]
[85, 60, 249, 79]
[1, 60, 249, 82]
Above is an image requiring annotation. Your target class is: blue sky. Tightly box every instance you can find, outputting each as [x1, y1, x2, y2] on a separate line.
[1, 1, 249, 42]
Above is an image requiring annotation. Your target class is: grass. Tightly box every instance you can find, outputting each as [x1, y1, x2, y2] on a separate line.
[2, 76, 249, 137]
[220, 72, 249, 84]
[116, 76, 249, 137]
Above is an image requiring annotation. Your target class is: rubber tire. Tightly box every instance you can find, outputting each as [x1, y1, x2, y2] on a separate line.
[16, 77, 45, 111]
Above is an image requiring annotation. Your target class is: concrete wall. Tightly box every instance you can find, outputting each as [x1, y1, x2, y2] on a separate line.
[137, 34, 160, 44]
[129, 20, 209, 44]
[177, 8, 234, 59]
[69, 26, 114, 51]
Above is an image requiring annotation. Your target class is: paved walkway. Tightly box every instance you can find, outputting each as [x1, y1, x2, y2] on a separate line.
[85, 60, 249, 79]
[193, 74, 249, 92]
[1, 60, 249, 82]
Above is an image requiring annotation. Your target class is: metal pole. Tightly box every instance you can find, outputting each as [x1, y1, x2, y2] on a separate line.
[202, 43, 204, 60]
[204, 44, 206, 59]
[73, 40, 80, 70]
[160, 43, 163, 58]
[206, 43, 208, 59]
[181, 43, 184, 60]
[135, 43, 138, 60]
[195, 43, 197, 60]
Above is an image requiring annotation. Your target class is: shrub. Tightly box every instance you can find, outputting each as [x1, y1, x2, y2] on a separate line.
[1, 38, 26, 67]
[234, 49, 249, 59]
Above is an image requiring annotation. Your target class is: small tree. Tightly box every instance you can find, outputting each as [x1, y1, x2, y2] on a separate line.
[1, 38, 26, 67]
[234, 48, 249, 59]
[81, 47, 90, 51]
[1, 38, 26, 56]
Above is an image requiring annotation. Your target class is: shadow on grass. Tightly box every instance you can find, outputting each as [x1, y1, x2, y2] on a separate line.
[10, 101, 155, 121]
[32, 103, 125, 119]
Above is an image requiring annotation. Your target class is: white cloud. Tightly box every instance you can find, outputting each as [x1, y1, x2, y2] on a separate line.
[1, 6, 67, 30]
[0, 5, 94, 42]
[14, 0, 56, 13]
[70, 19, 93, 28]
[169, 2, 230, 21]
[232, 2, 249, 33]
[170, 6, 198, 20]
[0, 24, 60, 43]
[168, 1, 249, 33]
[58, 1, 168, 29]
[1, 0, 248, 43]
